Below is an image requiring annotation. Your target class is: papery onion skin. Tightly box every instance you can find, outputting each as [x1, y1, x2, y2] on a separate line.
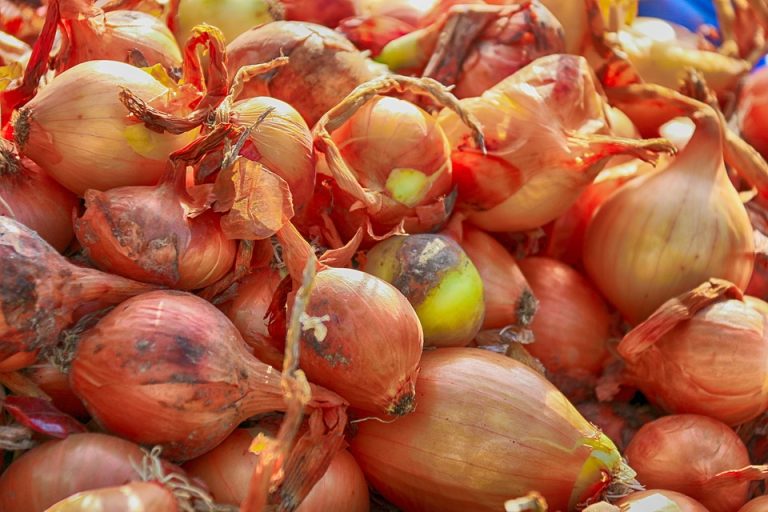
[184, 429, 369, 511]
[621, 294, 768, 426]
[232, 97, 315, 213]
[74, 184, 237, 290]
[584, 109, 754, 324]
[226, 21, 383, 126]
[738, 67, 768, 160]
[60, 8, 182, 71]
[618, 490, 708, 512]
[24, 363, 89, 420]
[13, 60, 197, 196]
[69, 290, 344, 461]
[739, 496, 768, 512]
[173, 0, 277, 44]
[453, 224, 536, 330]
[517, 257, 612, 379]
[0, 140, 78, 252]
[0, 433, 153, 512]
[297, 268, 423, 415]
[45, 481, 178, 512]
[625, 414, 750, 512]
[350, 348, 629, 512]
[364, 234, 485, 347]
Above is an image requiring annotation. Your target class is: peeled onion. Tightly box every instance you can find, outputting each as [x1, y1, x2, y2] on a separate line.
[0, 138, 78, 252]
[350, 348, 634, 512]
[13, 60, 197, 195]
[625, 414, 754, 512]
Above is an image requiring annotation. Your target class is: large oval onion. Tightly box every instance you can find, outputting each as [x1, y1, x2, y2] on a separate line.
[349, 348, 633, 512]
[13, 60, 197, 195]
[184, 429, 369, 511]
[0, 138, 78, 252]
[226, 21, 383, 126]
[617, 490, 708, 512]
[625, 414, 754, 512]
[585, 86, 755, 324]
[69, 289, 346, 460]
[618, 280, 768, 426]
[0, 433, 156, 511]
[58, 0, 182, 71]
[517, 257, 612, 392]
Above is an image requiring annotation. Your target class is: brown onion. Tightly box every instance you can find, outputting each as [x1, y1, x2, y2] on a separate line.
[70, 289, 347, 460]
[0, 138, 78, 252]
[0, 216, 157, 371]
[0, 433, 156, 511]
[437, 54, 673, 233]
[350, 348, 634, 512]
[450, 222, 536, 330]
[739, 496, 768, 512]
[45, 482, 178, 511]
[618, 490, 708, 512]
[184, 429, 369, 511]
[57, 0, 182, 71]
[517, 257, 612, 388]
[13, 60, 197, 195]
[585, 86, 755, 324]
[626, 414, 755, 512]
[226, 21, 384, 126]
[618, 280, 768, 426]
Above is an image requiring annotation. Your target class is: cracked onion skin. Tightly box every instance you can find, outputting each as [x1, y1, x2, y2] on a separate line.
[350, 348, 631, 512]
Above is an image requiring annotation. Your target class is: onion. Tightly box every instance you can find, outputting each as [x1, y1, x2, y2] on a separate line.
[24, 363, 89, 420]
[363, 233, 484, 347]
[350, 348, 635, 512]
[625, 414, 760, 512]
[45, 482, 178, 511]
[437, 54, 673, 233]
[171, 0, 277, 44]
[0, 30, 31, 67]
[0, 432, 157, 511]
[13, 60, 197, 195]
[69, 289, 347, 460]
[0, 216, 157, 372]
[226, 21, 385, 126]
[584, 87, 754, 324]
[574, 401, 654, 452]
[222, 266, 284, 369]
[337, 14, 414, 57]
[56, 0, 182, 71]
[617, 490, 708, 512]
[282, 0, 356, 27]
[184, 429, 369, 511]
[0, 138, 78, 252]
[739, 496, 768, 512]
[449, 222, 536, 330]
[517, 257, 612, 396]
[618, 279, 768, 426]
[738, 67, 768, 160]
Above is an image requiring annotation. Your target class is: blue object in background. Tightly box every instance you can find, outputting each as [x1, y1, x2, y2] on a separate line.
[637, 0, 718, 31]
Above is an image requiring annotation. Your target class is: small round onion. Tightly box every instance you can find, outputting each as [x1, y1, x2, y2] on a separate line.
[226, 21, 383, 126]
[625, 414, 752, 512]
[364, 234, 485, 347]
[184, 429, 369, 511]
[517, 257, 612, 383]
[14, 60, 197, 195]
[618, 490, 708, 512]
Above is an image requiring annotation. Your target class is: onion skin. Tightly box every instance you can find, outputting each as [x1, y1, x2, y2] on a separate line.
[739, 67, 768, 159]
[69, 290, 345, 460]
[618, 490, 708, 512]
[24, 363, 89, 420]
[453, 224, 536, 330]
[0, 139, 78, 252]
[0, 216, 158, 371]
[45, 481, 179, 512]
[232, 97, 315, 213]
[364, 234, 485, 347]
[584, 104, 754, 324]
[297, 268, 423, 415]
[517, 257, 612, 380]
[625, 414, 751, 512]
[282, 0, 356, 27]
[350, 348, 630, 512]
[226, 21, 382, 126]
[739, 496, 768, 512]
[184, 430, 369, 511]
[0, 433, 154, 511]
[13, 60, 197, 195]
[74, 183, 237, 290]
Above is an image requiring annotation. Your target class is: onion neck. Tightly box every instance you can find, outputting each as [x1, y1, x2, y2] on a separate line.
[673, 108, 725, 181]
[69, 265, 159, 307]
